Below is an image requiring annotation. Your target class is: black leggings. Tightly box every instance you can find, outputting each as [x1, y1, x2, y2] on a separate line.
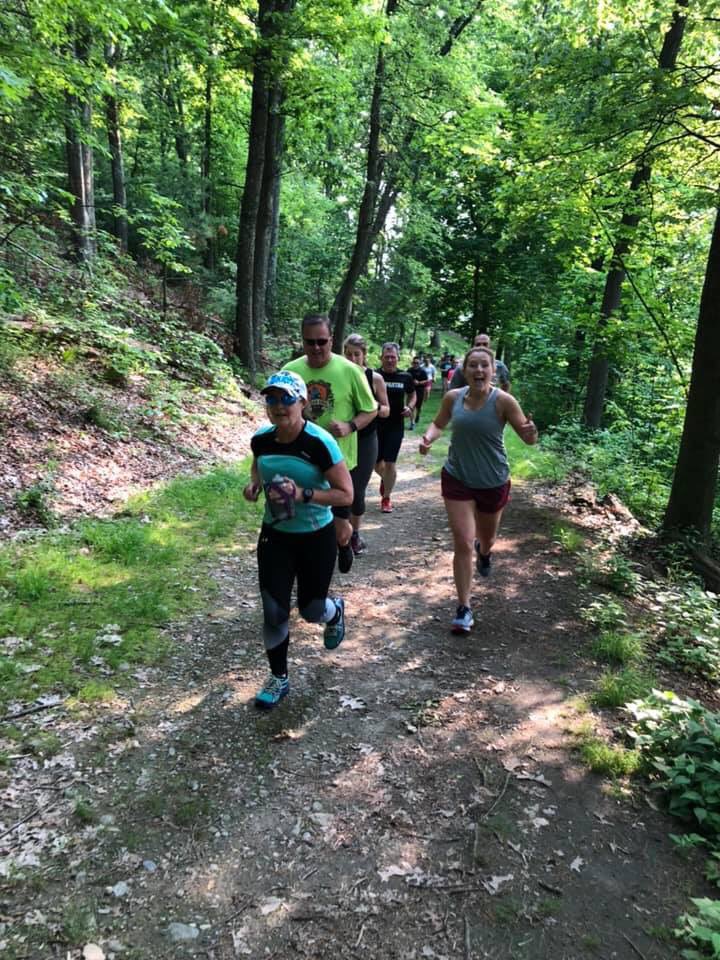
[350, 430, 378, 517]
[257, 522, 337, 651]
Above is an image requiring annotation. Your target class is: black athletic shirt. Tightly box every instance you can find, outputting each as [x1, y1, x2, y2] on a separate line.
[358, 367, 378, 439]
[408, 365, 427, 396]
[376, 368, 415, 427]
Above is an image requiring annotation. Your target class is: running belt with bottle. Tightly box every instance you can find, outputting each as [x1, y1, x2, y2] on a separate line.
[445, 387, 509, 489]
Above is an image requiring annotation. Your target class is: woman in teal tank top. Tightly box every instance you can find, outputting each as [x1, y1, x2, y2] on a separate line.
[419, 347, 538, 635]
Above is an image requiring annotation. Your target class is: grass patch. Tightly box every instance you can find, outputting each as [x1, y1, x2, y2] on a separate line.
[73, 799, 98, 824]
[579, 735, 640, 777]
[591, 667, 654, 709]
[61, 900, 97, 944]
[0, 462, 261, 711]
[592, 630, 645, 665]
[551, 521, 585, 553]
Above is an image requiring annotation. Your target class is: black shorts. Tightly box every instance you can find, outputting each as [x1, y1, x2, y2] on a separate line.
[376, 422, 404, 463]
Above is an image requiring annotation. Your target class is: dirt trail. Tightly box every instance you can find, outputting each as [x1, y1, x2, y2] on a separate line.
[0, 441, 707, 959]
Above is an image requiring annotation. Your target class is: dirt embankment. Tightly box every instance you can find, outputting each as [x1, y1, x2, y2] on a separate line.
[0, 357, 260, 537]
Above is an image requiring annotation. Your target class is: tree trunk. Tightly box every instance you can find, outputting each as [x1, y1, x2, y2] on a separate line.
[253, 84, 284, 354]
[202, 64, 215, 271]
[265, 152, 282, 333]
[234, 0, 295, 371]
[662, 201, 720, 543]
[582, 0, 688, 428]
[64, 28, 96, 264]
[409, 317, 419, 352]
[234, 41, 270, 373]
[329, 5, 392, 351]
[162, 51, 190, 171]
[104, 42, 128, 253]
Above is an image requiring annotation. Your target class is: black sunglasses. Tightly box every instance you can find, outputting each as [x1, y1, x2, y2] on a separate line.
[303, 337, 330, 346]
[265, 393, 298, 407]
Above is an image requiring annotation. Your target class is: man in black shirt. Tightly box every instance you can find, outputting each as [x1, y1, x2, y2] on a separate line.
[407, 356, 430, 430]
[376, 342, 415, 513]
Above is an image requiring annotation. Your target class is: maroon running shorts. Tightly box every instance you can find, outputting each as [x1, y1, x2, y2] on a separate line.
[441, 468, 511, 514]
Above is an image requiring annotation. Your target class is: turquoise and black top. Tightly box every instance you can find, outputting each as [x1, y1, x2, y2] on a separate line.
[444, 387, 509, 489]
[251, 421, 343, 533]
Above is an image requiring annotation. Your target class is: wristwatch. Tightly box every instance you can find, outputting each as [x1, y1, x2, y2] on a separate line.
[302, 488, 314, 504]
[348, 420, 358, 432]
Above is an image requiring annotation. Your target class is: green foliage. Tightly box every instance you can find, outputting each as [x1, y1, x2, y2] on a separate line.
[15, 472, 57, 527]
[0, 267, 23, 311]
[592, 630, 645, 665]
[627, 691, 720, 838]
[591, 668, 654, 709]
[0, 463, 259, 710]
[73, 799, 98, 824]
[579, 734, 640, 778]
[552, 522, 585, 553]
[676, 899, 720, 959]
[580, 595, 627, 632]
[654, 581, 720, 681]
[133, 193, 194, 276]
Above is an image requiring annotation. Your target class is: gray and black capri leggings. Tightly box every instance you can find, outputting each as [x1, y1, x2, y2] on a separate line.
[350, 430, 378, 517]
[257, 522, 338, 651]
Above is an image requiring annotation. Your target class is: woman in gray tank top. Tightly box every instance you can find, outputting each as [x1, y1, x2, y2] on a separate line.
[419, 347, 538, 635]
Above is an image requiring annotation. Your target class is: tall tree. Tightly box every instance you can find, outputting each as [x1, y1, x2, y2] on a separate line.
[662, 200, 720, 550]
[582, 0, 688, 428]
[234, 0, 295, 371]
[65, 26, 97, 263]
[104, 41, 129, 253]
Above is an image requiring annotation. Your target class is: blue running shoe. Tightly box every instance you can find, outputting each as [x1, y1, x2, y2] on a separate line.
[451, 605, 474, 635]
[255, 674, 289, 710]
[324, 597, 346, 650]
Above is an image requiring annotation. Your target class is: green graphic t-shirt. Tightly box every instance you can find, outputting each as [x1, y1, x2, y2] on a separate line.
[283, 354, 376, 471]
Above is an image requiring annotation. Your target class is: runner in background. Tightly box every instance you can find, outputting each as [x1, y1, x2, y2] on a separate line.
[439, 353, 453, 394]
[419, 346, 537, 635]
[343, 333, 390, 555]
[375, 342, 416, 514]
[283, 313, 377, 575]
[423, 356, 436, 401]
[407, 356, 430, 430]
[450, 333, 511, 393]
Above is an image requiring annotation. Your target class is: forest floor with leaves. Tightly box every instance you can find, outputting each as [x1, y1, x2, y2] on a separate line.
[0, 419, 712, 960]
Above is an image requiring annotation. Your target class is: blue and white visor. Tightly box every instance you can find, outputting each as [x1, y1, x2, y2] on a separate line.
[260, 370, 308, 401]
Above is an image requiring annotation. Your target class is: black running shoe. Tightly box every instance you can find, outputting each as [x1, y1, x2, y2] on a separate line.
[475, 545, 492, 577]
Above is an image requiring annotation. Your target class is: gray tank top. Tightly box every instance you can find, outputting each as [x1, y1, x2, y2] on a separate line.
[444, 387, 509, 489]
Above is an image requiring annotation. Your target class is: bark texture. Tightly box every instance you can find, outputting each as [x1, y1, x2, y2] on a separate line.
[662, 201, 720, 543]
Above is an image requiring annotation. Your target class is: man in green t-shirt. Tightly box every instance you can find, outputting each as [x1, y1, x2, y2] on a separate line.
[284, 313, 377, 572]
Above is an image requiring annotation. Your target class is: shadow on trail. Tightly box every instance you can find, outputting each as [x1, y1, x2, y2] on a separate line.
[70, 453, 706, 960]
[4, 442, 705, 960]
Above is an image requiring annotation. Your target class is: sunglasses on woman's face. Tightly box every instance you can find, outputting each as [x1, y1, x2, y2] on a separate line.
[303, 337, 329, 346]
[265, 393, 298, 407]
